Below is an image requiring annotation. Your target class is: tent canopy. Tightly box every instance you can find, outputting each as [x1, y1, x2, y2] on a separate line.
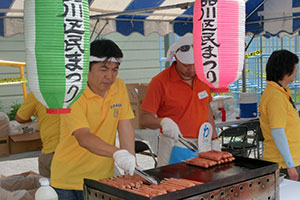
[0, 0, 299, 37]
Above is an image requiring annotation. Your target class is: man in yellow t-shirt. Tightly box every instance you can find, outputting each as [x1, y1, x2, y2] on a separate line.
[15, 92, 60, 178]
[50, 39, 136, 200]
[259, 49, 300, 181]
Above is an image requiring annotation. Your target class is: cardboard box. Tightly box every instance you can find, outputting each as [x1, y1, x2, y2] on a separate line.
[0, 136, 9, 157]
[0, 171, 42, 200]
[126, 83, 148, 129]
[0, 119, 10, 138]
[10, 171, 39, 177]
[9, 132, 42, 154]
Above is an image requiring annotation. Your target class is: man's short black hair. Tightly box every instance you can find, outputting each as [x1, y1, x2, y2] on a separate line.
[89, 39, 123, 71]
[266, 49, 299, 82]
[90, 39, 123, 58]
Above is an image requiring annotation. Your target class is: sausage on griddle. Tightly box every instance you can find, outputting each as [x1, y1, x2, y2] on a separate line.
[186, 157, 217, 168]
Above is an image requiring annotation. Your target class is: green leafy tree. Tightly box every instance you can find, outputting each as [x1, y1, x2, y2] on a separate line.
[7, 103, 22, 121]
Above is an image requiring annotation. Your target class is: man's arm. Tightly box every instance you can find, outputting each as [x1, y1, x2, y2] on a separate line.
[271, 128, 298, 181]
[74, 127, 136, 175]
[118, 119, 135, 155]
[74, 128, 119, 157]
[208, 105, 218, 139]
[140, 109, 162, 129]
[15, 114, 32, 124]
[140, 109, 182, 141]
[14, 93, 36, 124]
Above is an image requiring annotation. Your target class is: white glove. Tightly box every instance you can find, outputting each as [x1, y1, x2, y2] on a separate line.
[160, 117, 182, 141]
[113, 149, 136, 175]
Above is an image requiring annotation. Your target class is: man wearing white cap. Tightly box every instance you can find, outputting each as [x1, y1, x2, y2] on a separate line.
[140, 35, 218, 166]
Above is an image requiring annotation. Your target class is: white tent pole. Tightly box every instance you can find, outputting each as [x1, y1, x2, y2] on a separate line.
[94, 20, 109, 39]
[90, 18, 100, 40]
[246, 0, 266, 19]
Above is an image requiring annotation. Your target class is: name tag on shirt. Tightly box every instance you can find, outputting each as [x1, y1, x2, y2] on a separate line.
[198, 91, 208, 100]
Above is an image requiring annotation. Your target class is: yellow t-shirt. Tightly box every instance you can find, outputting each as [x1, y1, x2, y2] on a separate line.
[51, 78, 134, 190]
[259, 81, 300, 168]
[16, 92, 60, 154]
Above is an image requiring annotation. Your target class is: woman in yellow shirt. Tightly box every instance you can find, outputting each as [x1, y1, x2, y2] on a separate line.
[259, 49, 300, 181]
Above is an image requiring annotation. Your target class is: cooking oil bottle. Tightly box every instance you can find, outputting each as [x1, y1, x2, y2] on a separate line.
[35, 178, 58, 200]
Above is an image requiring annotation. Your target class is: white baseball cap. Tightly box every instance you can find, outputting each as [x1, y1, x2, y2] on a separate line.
[166, 35, 194, 64]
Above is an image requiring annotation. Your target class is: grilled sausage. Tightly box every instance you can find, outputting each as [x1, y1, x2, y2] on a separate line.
[176, 178, 204, 185]
[166, 178, 195, 187]
[140, 185, 167, 195]
[131, 174, 148, 184]
[228, 156, 235, 162]
[98, 179, 127, 189]
[161, 181, 187, 190]
[198, 151, 223, 161]
[123, 174, 143, 183]
[149, 184, 177, 192]
[186, 157, 217, 168]
[125, 188, 150, 197]
[113, 177, 136, 188]
[136, 186, 165, 196]
[211, 150, 233, 158]
[187, 158, 209, 168]
[120, 176, 142, 188]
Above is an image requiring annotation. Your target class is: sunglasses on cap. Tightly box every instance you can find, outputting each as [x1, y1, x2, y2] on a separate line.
[176, 45, 193, 53]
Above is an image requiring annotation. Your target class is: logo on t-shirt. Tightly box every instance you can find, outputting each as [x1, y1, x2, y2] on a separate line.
[110, 104, 122, 118]
[198, 90, 208, 100]
[110, 104, 122, 109]
[113, 108, 119, 118]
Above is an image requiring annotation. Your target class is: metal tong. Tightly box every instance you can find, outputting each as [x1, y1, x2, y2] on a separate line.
[134, 168, 160, 185]
[178, 135, 198, 152]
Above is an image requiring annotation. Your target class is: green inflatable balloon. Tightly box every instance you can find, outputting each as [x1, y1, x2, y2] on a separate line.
[24, 0, 90, 114]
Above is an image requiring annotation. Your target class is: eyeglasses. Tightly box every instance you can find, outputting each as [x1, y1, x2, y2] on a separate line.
[176, 45, 193, 53]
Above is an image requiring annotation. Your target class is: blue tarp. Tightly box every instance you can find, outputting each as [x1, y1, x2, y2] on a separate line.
[0, 0, 299, 37]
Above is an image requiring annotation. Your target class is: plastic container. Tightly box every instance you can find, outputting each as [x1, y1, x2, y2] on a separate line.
[35, 178, 58, 200]
[239, 92, 257, 118]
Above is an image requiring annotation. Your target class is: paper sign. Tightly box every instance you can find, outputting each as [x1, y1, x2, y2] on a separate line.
[198, 122, 213, 152]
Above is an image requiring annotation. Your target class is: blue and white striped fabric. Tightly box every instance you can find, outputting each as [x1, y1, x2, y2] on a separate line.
[0, 0, 299, 37]
[246, 0, 300, 38]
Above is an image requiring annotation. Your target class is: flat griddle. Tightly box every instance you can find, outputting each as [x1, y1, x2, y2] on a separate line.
[84, 156, 279, 200]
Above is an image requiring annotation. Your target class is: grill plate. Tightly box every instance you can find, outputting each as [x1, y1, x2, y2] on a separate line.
[84, 156, 279, 200]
